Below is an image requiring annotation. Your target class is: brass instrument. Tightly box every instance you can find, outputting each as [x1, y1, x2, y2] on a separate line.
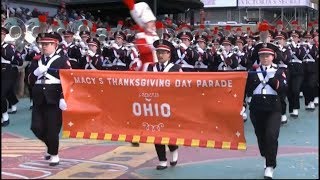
[232, 46, 240, 53]
[3, 17, 26, 51]
[25, 18, 41, 44]
[71, 19, 93, 35]
[51, 19, 67, 35]
[96, 28, 108, 43]
[206, 42, 213, 50]
[216, 45, 225, 55]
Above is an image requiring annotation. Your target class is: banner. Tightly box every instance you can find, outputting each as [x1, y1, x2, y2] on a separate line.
[60, 70, 248, 150]
[201, 0, 237, 7]
[238, 0, 310, 7]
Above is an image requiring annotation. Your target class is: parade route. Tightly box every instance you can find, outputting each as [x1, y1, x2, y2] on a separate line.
[2, 98, 318, 179]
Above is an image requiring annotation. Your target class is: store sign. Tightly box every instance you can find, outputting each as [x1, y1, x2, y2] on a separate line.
[201, 0, 237, 7]
[238, 0, 311, 7]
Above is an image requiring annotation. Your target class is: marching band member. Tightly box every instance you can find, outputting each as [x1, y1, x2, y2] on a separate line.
[246, 45, 287, 179]
[311, 29, 319, 106]
[27, 32, 71, 166]
[173, 30, 198, 72]
[1, 27, 22, 126]
[273, 32, 291, 124]
[62, 30, 82, 69]
[216, 37, 238, 71]
[24, 34, 43, 110]
[146, 39, 182, 170]
[301, 32, 318, 111]
[124, 0, 159, 71]
[243, 34, 255, 69]
[79, 31, 91, 57]
[194, 34, 213, 72]
[109, 31, 131, 71]
[80, 38, 103, 70]
[7, 48, 23, 114]
[287, 30, 304, 117]
[233, 36, 247, 71]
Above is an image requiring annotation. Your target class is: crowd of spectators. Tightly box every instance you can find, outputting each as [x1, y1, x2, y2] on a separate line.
[1, 2, 182, 30]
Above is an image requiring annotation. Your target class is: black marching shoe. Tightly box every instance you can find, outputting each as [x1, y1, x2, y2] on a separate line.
[2, 120, 10, 127]
[170, 161, 178, 166]
[44, 154, 51, 160]
[8, 110, 17, 114]
[131, 142, 140, 147]
[156, 165, 167, 170]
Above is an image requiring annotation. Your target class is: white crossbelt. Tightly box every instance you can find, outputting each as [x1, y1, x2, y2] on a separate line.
[112, 50, 126, 66]
[253, 66, 278, 95]
[175, 49, 194, 68]
[35, 55, 61, 84]
[85, 56, 97, 70]
[1, 57, 11, 64]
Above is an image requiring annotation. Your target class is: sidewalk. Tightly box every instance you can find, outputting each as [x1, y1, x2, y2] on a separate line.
[2, 98, 318, 179]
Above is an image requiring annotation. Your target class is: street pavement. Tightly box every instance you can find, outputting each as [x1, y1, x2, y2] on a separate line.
[1, 97, 318, 179]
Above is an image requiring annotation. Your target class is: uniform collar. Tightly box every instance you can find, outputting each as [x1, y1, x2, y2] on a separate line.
[261, 64, 271, 70]
[160, 60, 169, 67]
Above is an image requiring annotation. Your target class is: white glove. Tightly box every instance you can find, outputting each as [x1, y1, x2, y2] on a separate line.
[59, 98, 67, 111]
[197, 47, 204, 54]
[79, 41, 86, 48]
[111, 42, 120, 49]
[236, 51, 243, 56]
[21, 53, 27, 60]
[33, 46, 41, 54]
[87, 50, 95, 57]
[180, 43, 188, 50]
[33, 65, 48, 76]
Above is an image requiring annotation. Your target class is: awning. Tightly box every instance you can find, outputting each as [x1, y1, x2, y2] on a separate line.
[66, 0, 204, 16]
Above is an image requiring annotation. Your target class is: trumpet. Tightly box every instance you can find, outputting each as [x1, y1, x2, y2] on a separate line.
[206, 43, 213, 50]
[103, 40, 115, 48]
[216, 45, 225, 55]
[172, 38, 181, 45]
[171, 38, 182, 48]
[273, 40, 280, 47]
[232, 46, 240, 53]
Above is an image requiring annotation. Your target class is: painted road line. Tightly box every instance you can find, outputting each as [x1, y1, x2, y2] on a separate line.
[48, 143, 157, 179]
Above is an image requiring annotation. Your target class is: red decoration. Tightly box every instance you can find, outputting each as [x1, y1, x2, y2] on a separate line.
[82, 20, 88, 26]
[258, 22, 269, 32]
[38, 15, 47, 23]
[155, 21, 163, 29]
[53, 20, 59, 26]
[118, 20, 124, 25]
[123, 0, 135, 10]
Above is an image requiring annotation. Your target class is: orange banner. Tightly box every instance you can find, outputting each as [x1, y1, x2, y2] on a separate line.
[60, 70, 248, 150]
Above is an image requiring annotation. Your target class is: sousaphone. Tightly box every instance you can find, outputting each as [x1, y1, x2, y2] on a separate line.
[3, 17, 26, 43]
[24, 18, 41, 44]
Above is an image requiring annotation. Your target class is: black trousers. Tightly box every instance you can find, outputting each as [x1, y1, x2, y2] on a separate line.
[1, 65, 15, 113]
[287, 74, 304, 112]
[24, 65, 33, 101]
[31, 102, 62, 155]
[155, 144, 178, 162]
[7, 67, 19, 108]
[250, 110, 281, 168]
[302, 72, 318, 105]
